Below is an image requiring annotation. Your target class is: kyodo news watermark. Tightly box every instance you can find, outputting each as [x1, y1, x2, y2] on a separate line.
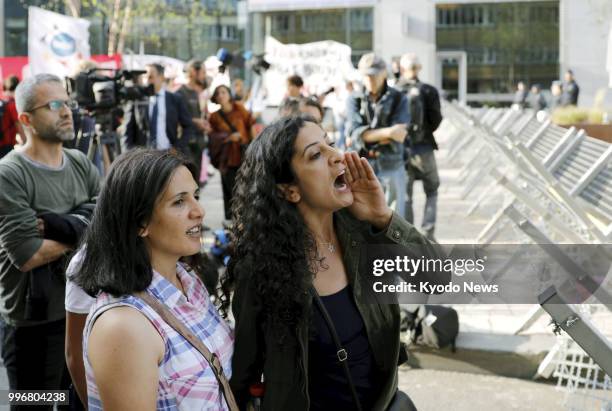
[361, 244, 612, 305]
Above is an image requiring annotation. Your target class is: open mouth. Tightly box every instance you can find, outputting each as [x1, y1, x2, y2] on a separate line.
[334, 170, 348, 191]
[186, 225, 202, 236]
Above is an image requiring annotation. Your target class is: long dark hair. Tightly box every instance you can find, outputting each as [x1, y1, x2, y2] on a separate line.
[75, 149, 216, 301]
[223, 116, 320, 336]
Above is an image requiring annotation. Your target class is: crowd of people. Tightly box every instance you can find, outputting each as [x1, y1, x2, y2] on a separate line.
[0, 48, 453, 411]
[512, 69, 580, 111]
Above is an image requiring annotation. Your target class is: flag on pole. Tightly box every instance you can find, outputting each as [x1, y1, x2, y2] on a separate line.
[28, 6, 91, 78]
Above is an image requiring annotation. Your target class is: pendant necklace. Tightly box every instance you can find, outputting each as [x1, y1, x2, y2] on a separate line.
[316, 235, 336, 253]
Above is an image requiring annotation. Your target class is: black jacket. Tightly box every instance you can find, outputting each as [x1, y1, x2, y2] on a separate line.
[345, 84, 409, 169]
[121, 90, 194, 153]
[230, 210, 449, 411]
[561, 80, 579, 106]
[396, 79, 443, 150]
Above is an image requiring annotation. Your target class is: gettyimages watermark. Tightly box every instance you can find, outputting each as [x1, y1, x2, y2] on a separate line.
[360, 244, 612, 304]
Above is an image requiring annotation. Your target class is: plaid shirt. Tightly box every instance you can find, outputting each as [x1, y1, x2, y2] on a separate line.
[84, 263, 234, 410]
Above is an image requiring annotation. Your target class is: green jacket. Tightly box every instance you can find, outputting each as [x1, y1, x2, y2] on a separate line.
[230, 210, 444, 411]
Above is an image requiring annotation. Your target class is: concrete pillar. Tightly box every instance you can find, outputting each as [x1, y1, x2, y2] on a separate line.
[374, 0, 437, 83]
[252, 12, 265, 55]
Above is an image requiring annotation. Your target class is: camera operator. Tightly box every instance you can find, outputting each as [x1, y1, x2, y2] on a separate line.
[122, 63, 193, 153]
[346, 53, 409, 217]
[67, 61, 112, 174]
[68, 63, 147, 177]
[118, 74, 149, 153]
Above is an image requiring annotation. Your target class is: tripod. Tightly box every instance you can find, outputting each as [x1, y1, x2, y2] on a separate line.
[76, 110, 120, 176]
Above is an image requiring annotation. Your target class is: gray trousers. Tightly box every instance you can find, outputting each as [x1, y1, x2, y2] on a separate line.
[405, 150, 440, 233]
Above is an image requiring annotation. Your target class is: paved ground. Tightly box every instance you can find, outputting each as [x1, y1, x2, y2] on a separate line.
[399, 367, 566, 411]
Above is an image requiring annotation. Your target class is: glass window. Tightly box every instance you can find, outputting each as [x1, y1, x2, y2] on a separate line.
[437, 1, 559, 96]
[262, 8, 371, 61]
[464, 8, 473, 25]
[4, 17, 27, 56]
[350, 9, 372, 32]
[221, 25, 237, 41]
[272, 14, 294, 33]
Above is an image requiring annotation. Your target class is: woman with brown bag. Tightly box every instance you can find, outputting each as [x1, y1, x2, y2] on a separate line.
[208, 85, 256, 220]
[74, 149, 236, 410]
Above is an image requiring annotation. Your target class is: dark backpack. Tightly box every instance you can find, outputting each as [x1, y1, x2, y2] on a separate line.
[402, 304, 459, 352]
[405, 82, 426, 146]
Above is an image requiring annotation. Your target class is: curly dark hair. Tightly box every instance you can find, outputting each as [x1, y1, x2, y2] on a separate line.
[223, 116, 322, 335]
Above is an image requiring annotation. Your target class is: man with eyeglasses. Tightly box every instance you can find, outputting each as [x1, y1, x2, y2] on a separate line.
[0, 73, 100, 401]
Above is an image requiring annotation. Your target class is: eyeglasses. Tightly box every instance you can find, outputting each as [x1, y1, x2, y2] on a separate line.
[29, 99, 79, 112]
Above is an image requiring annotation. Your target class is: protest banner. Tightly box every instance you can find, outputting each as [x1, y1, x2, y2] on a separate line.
[264, 36, 357, 105]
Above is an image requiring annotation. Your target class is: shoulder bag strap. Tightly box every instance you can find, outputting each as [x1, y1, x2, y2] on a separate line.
[309, 286, 363, 411]
[218, 109, 238, 134]
[136, 292, 239, 411]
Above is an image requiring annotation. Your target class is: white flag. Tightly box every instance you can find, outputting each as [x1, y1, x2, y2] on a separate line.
[28, 6, 91, 78]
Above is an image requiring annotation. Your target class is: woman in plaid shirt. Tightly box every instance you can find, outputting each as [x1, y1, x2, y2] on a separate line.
[74, 149, 233, 410]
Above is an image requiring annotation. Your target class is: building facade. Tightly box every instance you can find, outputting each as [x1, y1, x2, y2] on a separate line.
[1, 0, 610, 106]
[247, 0, 612, 107]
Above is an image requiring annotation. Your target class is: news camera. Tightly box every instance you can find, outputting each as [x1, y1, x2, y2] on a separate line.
[67, 68, 153, 111]
[66, 68, 154, 167]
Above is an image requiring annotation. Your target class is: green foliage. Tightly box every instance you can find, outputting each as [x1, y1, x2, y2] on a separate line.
[551, 107, 607, 125]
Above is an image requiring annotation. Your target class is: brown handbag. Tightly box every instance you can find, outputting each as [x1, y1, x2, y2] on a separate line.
[217, 110, 245, 169]
[136, 291, 239, 411]
[225, 142, 242, 169]
[208, 131, 231, 171]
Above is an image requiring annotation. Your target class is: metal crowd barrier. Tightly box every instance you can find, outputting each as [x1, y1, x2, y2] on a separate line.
[439, 102, 612, 406]
[441, 101, 612, 244]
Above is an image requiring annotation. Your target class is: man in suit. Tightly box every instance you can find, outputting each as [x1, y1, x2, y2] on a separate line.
[121, 63, 193, 153]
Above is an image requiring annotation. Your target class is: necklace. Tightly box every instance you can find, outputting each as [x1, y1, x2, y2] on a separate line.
[315, 234, 336, 253]
[320, 241, 335, 253]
